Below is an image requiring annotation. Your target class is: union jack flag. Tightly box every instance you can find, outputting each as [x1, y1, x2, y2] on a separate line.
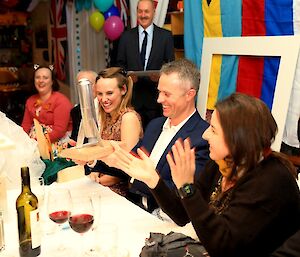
[115, 0, 129, 27]
[50, 0, 67, 81]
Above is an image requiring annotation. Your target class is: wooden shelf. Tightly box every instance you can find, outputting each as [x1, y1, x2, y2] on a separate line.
[163, 23, 171, 31]
[167, 11, 184, 59]
[0, 12, 28, 26]
[170, 11, 184, 35]
[175, 49, 184, 59]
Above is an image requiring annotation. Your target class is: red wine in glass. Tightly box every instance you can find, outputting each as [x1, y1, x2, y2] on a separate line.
[49, 211, 70, 224]
[69, 214, 94, 233]
[47, 188, 72, 256]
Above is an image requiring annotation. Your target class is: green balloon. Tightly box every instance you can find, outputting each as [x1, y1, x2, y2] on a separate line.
[94, 0, 114, 13]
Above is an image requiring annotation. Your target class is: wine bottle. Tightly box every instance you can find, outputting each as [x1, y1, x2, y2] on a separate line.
[16, 167, 41, 257]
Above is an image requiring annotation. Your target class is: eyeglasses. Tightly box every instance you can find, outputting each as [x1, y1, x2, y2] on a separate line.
[95, 68, 128, 83]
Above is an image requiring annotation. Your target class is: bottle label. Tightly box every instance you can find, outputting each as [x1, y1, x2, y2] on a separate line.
[30, 209, 41, 249]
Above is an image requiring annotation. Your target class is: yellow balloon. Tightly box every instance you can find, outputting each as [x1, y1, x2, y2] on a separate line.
[89, 11, 105, 32]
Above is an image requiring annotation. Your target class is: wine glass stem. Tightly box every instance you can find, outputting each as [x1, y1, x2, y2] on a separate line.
[57, 224, 66, 250]
[79, 233, 94, 257]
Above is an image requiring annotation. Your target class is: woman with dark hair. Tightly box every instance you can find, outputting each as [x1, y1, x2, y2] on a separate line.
[21, 64, 73, 156]
[85, 67, 143, 196]
[112, 93, 300, 257]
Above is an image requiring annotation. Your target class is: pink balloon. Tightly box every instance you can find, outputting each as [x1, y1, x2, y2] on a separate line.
[104, 16, 124, 41]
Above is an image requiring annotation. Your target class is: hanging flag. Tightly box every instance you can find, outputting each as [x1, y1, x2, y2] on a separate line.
[115, 0, 129, 27]
[185, 0, 295, 110]
[184, 0, 203, 68]
[185, 0, 241, 109]
[50, 0, 68, 81]
[217, 1, 242, 103]
[236, 0, 267, 104]
[202, 0, 223, 110]
[262, 0, 293, 108]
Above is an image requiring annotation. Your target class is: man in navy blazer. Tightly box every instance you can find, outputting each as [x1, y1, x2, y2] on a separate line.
[127, 58, 209, 212]
[85, 59, 209, 213]
[117, 0, 174, 129]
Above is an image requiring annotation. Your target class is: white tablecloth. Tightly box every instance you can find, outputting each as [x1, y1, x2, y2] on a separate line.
[1, 177, 196, 256]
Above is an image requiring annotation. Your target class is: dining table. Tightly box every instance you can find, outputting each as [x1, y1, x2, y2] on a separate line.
[0, 175, 197, 257]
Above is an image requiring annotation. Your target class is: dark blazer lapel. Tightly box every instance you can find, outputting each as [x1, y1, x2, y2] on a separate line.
[132, 27, 143, 69]
[156, 112, 200, 170]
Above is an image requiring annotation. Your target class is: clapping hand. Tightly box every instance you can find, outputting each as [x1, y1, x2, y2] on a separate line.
[110, 141, 160, 189]
[166, 138, 195, 189]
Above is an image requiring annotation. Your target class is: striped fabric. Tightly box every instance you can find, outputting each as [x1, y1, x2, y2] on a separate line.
[237, 0, 293, 109]
[185, 0, 295, 108]
[184, 0, 300, 147]
[50, 0, 68, 81]
[185, 0, 241, 109]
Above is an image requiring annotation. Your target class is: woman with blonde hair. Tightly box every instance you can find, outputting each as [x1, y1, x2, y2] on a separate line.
[86, 67, 143, 196]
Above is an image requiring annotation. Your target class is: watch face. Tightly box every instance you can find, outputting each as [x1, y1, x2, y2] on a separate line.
[179, 183, 194, 199]
[183, 184, 193, 194]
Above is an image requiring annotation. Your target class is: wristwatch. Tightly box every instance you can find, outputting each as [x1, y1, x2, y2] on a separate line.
[178, 183, 195, 199]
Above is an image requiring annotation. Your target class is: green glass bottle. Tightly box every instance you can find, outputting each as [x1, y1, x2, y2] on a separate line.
[16, 167, 41, 257]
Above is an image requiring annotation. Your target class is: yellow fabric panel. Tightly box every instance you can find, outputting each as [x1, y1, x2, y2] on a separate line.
[207, 54, 222, 109]
[202, 0, 223, 110]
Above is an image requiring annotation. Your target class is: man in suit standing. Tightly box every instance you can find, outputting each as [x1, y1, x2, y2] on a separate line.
[117, 0, 175, 129]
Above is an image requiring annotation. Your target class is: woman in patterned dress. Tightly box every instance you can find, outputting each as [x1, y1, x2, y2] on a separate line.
[86, 67, 143, 196]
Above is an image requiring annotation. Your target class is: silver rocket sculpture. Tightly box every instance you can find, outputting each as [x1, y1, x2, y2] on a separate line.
[76, 78, 101, 148]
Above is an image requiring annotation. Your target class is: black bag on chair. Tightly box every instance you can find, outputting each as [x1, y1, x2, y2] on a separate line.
[140, 231, 209, 257]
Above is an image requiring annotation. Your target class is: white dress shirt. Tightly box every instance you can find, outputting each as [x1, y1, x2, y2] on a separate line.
[150, 110, 196, 167]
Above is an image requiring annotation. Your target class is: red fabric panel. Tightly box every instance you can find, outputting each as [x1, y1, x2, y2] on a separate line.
[236, 0, 266, 97]
[241, 0, 266, 36]
[236, 56, 264, 97]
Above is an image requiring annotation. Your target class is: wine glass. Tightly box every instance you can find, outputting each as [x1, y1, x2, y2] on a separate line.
[68, 194, 95, 256]
[47, 188, 72, 256]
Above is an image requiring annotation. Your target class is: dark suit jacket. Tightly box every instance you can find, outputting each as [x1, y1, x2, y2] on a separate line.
[131, 111, 210, 203]
[117, 24, 174, 71]
[70, 104, 81, 141]
[117, 25, 175, 128]
[270, 229, 300, 257]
